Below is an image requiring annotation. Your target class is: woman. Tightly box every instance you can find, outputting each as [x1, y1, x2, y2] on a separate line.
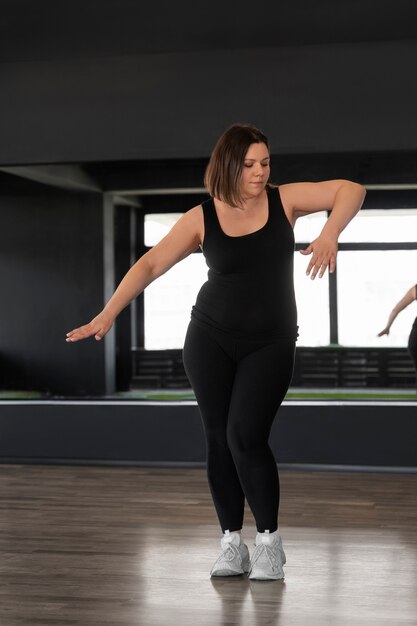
[378, 285, 417, 388]
[66, 124, 366, 580]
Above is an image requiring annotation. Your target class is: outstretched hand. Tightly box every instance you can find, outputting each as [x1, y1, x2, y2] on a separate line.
[66, 311, 114, 343]
[300, 233, 338, 279]
[377, 327, 390, 337]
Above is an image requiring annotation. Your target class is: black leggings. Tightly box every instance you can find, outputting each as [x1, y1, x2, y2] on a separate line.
[408, 319, 417, 391]
[183, 319, 296, 534]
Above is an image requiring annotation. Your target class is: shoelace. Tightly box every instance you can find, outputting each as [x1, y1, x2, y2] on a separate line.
[250, 542, 282, 572]
[212, 543, 243, 568]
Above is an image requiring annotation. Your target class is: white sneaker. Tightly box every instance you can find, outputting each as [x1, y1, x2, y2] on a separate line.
[210, 531, 250, 577]
[248, 530, 286, 580]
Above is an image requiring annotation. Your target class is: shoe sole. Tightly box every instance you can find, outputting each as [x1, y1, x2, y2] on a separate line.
[211, 570, 247, 577]
[248, 570, 285, 581]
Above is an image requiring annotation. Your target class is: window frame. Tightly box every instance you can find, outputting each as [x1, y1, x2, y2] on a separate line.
[140, 209, 417, 349]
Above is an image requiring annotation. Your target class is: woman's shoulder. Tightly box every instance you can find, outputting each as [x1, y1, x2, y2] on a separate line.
[185, 203, 205, 222]
[268, 184, 295, 226]
[268, 182, 296, 204]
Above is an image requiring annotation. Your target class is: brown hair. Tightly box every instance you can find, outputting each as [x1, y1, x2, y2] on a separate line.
[204, 123, 270, 208]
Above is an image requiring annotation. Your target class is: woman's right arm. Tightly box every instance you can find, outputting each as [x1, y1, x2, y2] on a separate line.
[66, 205, 203, 342]
[377, 285, 417, 336]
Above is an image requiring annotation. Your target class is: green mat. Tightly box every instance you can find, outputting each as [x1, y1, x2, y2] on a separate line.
[0, 391, 44, 399]
[1, 390, 415, 401]
[116, 389, 417, 401]
[285, 391, 417, 400]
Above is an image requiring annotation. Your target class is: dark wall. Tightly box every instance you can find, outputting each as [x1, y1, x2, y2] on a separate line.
[0, 175, 106, 395]
[1, 41, 416, 165]
[114, 204, 133, 390]
[1, 401, 417, 469]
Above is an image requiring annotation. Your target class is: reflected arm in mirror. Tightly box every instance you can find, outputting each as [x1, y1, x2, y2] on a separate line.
[377, 285, 417, 336]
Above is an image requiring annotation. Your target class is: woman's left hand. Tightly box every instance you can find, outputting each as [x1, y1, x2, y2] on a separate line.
[299, 233, 338, 279]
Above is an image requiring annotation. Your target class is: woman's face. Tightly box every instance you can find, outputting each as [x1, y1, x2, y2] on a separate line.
[240, 142, 270, 199]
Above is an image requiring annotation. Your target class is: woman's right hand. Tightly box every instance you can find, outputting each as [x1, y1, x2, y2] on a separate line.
[377, 327, 390, 337]
[66, 311, 114, 343]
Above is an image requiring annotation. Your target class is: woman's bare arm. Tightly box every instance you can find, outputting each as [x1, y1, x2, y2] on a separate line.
[280, 180, 366, 279]
[66, 205, 203, 342]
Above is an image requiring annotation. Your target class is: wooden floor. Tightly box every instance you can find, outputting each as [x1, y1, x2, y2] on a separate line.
[1, 465, 417, 626]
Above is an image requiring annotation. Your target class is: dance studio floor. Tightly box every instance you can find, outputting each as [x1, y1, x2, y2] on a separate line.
[0, 464, 416, 626]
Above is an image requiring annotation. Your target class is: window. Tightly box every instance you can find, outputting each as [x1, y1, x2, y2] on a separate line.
[145, 254, 207, 349]
[144, 213, 182, 247]
[337, 209, 417, 346]
[337, 250, 417, 347]
[294, 211, 327, 244]
[338, 209, 417, 243]
[144, 213, 205, 349]
[294, 253, 330, 346]
[142, 207, 417, 350]
[294, 211, 330, 346]
[144, 211, 332, 349]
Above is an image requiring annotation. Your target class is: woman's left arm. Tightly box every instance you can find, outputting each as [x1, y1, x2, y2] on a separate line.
[280, 179, 366, 279]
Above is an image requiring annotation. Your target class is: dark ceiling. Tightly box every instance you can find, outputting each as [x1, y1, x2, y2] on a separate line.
[2, 0, 417, 62]
[1, 1, 417, 193]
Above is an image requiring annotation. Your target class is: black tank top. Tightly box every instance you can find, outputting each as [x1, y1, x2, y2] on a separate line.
[191, 187, 298, 339]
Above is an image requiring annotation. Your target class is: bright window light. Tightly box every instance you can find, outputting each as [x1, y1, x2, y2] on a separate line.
[294, 211, 327, 243]
[294, 252, 330, 346]
[337, 250, 417, 347]
[144, 213, 182, 247]
[339, 209, 417, 243]
[145, 254, 208, 349]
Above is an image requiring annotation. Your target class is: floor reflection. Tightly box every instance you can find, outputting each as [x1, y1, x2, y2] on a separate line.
[211, 575, 286, 626]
